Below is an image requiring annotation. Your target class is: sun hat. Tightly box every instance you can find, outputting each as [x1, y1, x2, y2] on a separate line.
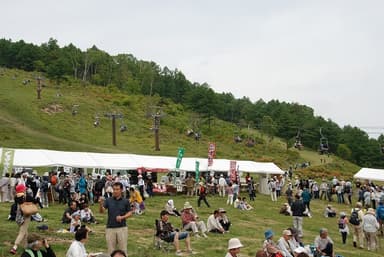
[340, 212, 346, 217]
[183, 202, 193, 209]
[218, 208, 226, 213]
[264, 229, 274, 239]
[16, 184, 27, 193]
[367, 208, 376, 215]
[283, 230, 292, 236]
[228, 238, 243, 249]
[294, 246, 307, 254]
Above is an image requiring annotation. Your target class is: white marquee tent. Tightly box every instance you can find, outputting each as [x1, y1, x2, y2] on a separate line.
[353, 167, 384, 182]
[0, 147, 284, 194]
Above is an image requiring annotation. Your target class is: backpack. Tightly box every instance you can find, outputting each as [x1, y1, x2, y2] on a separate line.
[349, 209, 360, 225]
[338, 218, 346, 229]
[377, 206, 384, 221]
[41, 181, 49, 192]
[50, 175, 57, 185]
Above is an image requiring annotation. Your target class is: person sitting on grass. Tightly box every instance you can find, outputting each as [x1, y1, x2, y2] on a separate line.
[207, 210, 226, 234]
[314, 228, 334, 257]
[181, 202, 208, 238]
[69, 211, 82, 233]
[111, 249, 127, 257]
[80, 204, 97, 224]
[324, 205, 336, 218]
[21, 233, 56, 257]
[157, 210, 194, 256]
[129, 187, 144, 215]
[225, 238, 243, 257]
[66, 225, 91, 257]
[165, 199, 181, 216]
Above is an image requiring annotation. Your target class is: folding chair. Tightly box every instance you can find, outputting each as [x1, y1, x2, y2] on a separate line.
[154, 219, 173, 252]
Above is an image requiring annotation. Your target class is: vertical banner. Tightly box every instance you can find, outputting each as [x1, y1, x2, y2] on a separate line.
[195, 161, 200, 182]
[0, 148, 15, 176]
[229, 160, 237, 182]
[207, 142, 216, 167]
[175, 147, 185, 169]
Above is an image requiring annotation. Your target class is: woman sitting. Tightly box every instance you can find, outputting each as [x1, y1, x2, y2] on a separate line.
[165, 199, 181, 216]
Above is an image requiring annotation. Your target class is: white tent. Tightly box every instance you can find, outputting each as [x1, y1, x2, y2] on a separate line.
[353, 167, 384, 182]
[0, 147, 284, 194]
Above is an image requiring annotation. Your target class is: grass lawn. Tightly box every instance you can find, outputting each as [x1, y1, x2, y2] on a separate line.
[0, 192, 382, 257]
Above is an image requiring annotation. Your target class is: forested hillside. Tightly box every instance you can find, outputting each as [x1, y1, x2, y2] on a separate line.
[0, 38, 383, 168]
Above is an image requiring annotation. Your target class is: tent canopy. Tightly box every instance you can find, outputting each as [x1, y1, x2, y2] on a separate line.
[353, 167, 384, 182]
[0, 147, 284, 175]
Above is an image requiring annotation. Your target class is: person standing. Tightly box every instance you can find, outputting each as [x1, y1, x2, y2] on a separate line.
[291, 194, 306, 238]
[10, 184, 35, 255]
[218, 174, 227, 197]
[362, 208, 379, 251]
[225, 238, 243, 257]
[350, 202, 364, 248]
[338, 212, 349, 244]
[103, 182, 133, 255]
[185, 175, 195, 197]
[21, 233, 56, 257]
[197, 182, 210, 208]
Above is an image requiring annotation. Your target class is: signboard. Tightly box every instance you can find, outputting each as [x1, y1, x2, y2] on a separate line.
[229, 160, 237, 182]
[208, 142, 216, 166]
[195, 161, 200, 182]
[0, 148, 15, 176]
[176, 147, 185, 169]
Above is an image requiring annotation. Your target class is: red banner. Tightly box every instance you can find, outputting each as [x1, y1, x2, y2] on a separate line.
[229, 160, 237, 182]
[208, 142, 216, 166]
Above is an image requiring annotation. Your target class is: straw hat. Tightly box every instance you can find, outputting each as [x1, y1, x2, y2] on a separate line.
[183, 202, 193, 209]
[218, 208, 226, 213]
[27, 233, 43, 244]
[367, 208, 376, 215]
[228, 238, 243, 249]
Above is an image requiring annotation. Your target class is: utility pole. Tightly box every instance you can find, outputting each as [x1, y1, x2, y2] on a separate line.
[105, 112, 123, 146]
[36, 76, 42, 99]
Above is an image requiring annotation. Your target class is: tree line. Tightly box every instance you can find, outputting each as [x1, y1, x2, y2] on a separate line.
[1, 38, 383, 168]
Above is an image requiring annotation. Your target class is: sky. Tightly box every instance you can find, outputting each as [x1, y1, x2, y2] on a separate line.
[2, 0, 384, 137]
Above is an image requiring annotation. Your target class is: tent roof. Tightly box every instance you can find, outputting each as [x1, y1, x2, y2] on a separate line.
[353, 167, 384, 182]
[0, 147, 283, 175]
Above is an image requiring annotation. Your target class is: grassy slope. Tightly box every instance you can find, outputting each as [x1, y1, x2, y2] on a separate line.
[0, 67, 359, 176]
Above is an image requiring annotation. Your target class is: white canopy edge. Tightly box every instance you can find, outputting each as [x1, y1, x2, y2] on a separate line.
[353, 167, 384, 182]
[0, 147, 284, 174]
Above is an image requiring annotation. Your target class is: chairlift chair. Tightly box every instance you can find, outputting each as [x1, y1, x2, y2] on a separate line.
[93, 116, 100, 127]
[119, 117, 127, 132]
[294, 129, 303, 150]
[318, 128, 329, 155]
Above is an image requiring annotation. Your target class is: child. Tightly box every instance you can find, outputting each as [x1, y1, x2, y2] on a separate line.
[80, 204, 97, 223]
[69, 211, 82, 233]
[338, 212, 349, 244]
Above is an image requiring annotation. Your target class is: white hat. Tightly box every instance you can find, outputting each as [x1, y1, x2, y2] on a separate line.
[228, 238, 243, 249]
[294, 247, 307, 254]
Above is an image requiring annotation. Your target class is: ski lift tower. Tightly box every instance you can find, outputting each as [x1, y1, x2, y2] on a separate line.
[149, 106, 165, 151]
[36, 76, 42, 99]
[104, 112, 123, 146]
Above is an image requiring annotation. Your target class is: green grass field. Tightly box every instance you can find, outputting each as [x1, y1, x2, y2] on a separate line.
[0, 191, 382, 257]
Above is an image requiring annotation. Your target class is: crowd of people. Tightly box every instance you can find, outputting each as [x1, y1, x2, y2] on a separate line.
[2, 169, 384, 257]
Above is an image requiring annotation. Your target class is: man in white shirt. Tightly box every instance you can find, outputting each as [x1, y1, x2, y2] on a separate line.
[207, 210, 225, 234]
[277, 230, 294, 257]
[218, 175, 227, 197]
